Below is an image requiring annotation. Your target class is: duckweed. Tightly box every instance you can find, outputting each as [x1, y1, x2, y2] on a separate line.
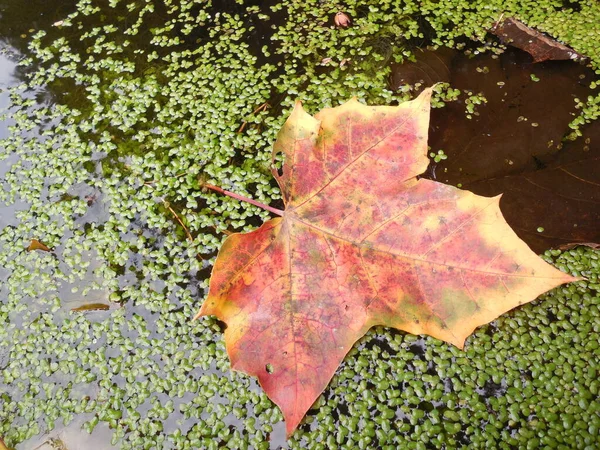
[0, 0, 599, 448]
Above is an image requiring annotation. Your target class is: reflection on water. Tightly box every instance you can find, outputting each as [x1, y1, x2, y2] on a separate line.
[0, 49, 27, 282]
[21, 416, 114, 450]
[0, 51, 28, 231]
[0, 50, 17, 139]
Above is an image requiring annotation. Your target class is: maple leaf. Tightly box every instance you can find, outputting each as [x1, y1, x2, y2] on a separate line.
[195, 89, 578, 435]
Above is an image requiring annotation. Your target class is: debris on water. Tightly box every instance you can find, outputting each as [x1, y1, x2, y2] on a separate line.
[334, 12, 351, 28]
[490, 17, 583, 63]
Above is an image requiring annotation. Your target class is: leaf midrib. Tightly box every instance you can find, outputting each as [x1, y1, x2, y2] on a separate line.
[284, 213, 567, 280]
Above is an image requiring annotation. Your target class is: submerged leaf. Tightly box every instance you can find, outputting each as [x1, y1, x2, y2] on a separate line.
[196, 89, 577, 435]
[389, 47, 454, 92]
[27, 239, 51, 252]
[423, 47, 600, 250]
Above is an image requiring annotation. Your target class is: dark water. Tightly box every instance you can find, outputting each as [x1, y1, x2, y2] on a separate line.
[391, 47, 600, 251]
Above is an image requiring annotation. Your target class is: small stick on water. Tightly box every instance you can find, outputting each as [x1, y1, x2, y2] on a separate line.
[203, 183, 284, 216]
[238, 102, 271, 133]
[219, 228, 234, 236]
[492, 12, 505, 30]
[164, 199, 194, 242]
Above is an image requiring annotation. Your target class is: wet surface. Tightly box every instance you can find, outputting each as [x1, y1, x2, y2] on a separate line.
[0, 54, 27, 228]
[19, 416, 114, 450]
[0, 1, 598, 449]
[0, 52, 17, 136]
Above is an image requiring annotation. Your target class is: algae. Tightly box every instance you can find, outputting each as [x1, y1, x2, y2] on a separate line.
[0, 0, 599, 448]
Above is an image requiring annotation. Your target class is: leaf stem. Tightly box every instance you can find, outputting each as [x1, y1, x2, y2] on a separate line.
[203, 183, 284, 216]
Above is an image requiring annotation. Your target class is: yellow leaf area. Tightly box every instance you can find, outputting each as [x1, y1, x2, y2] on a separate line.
[196, 89, 577, 435]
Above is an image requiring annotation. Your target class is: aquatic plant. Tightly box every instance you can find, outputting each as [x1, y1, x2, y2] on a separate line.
[0, 0, 598, 448]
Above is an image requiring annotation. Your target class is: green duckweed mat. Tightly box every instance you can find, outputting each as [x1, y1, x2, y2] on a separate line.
[0, 0, 599, 448]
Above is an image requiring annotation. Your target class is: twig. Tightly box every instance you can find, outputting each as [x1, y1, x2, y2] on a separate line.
[219, 228, 234, 236]
[492, 12, 505, 30]
[203, 183, 284, 216]
[238, 102, 271, 133]
[163, 199, 193, 242]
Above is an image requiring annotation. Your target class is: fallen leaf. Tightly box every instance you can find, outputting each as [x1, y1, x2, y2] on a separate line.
[490, 17, 583, 63]
[196, 89, 577, 435]
[70, 303, 111, 312]
[0, 437, 8, 450]
[27, 239, 51, 252]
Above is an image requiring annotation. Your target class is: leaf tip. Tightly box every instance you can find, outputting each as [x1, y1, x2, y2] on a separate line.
[449, 336, 467, 350]
[417, 86, 434, 100]
[491, 193, 503, 205]
[285, 416, 303, 438]
[411, 87, 434, 117]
